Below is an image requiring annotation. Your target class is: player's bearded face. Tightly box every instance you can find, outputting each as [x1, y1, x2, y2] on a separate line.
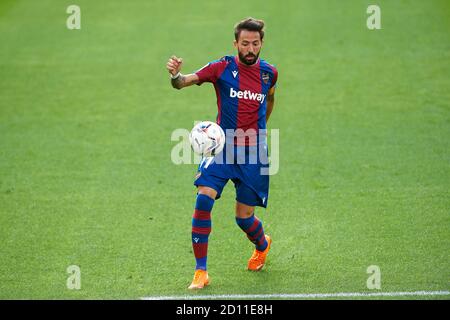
[235, 30, 262, 66]
[238, 50, 260, 66]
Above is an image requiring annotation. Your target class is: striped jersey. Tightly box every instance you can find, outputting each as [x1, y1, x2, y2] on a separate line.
[195, 55, 278, 145]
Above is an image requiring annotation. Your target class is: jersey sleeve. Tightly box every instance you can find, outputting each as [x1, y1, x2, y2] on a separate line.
[270, 66, 278, 89]
[195, 58, 228, 85]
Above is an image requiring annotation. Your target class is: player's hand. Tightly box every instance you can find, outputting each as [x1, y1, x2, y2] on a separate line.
[167, 55, 183, 76]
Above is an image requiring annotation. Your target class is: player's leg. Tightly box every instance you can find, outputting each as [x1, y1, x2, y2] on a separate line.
[192, 186, 216, 271]
[234, 183, 272, 271]
[189, 149, 230, 289]
[188, 186, 216, 289]
[235, 200, 269, 252]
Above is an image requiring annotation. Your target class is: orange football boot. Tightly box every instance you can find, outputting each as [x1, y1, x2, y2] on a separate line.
[188, 269, 210, 290]
[248, 235, 272, 271]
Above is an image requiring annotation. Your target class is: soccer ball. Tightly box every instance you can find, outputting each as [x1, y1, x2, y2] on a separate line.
[189, 121, 225, 157]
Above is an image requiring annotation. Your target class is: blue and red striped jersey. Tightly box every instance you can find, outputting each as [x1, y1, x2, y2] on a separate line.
[195, 55, 278, 145]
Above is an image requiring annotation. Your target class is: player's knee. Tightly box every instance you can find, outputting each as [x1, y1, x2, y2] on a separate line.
[197, 186, 217, 200]
[235, 202, 254, 218]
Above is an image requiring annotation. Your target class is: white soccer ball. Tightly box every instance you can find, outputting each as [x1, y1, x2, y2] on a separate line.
[189, 121, 225, 157]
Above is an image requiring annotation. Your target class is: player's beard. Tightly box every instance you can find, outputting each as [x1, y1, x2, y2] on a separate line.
[238, 51, 260, 65]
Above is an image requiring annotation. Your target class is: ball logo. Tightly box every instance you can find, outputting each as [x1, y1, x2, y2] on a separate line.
[229, 88, 266, 103]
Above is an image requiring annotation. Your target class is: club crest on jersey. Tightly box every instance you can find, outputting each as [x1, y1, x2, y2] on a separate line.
[262, 72, 270, 84]
[229, 87, 266, 103]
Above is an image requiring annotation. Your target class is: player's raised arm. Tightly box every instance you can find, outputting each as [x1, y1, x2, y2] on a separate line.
[166, 55, 199, 90]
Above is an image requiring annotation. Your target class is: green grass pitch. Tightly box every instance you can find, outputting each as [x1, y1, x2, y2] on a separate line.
[0, 0, 449, 299]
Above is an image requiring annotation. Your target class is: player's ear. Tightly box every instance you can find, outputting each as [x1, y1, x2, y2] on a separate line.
[233, 39, 238, 49]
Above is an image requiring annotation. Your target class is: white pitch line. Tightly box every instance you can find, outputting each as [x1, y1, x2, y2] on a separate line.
[141, 290, 450, 300]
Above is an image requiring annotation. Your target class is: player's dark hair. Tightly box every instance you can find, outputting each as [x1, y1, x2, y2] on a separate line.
[234, 17, 265, 41]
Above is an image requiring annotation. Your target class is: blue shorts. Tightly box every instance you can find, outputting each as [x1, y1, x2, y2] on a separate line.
[194, 142, 270, 208]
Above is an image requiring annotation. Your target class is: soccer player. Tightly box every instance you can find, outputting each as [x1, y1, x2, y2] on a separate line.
[166, 17, 278, 289]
